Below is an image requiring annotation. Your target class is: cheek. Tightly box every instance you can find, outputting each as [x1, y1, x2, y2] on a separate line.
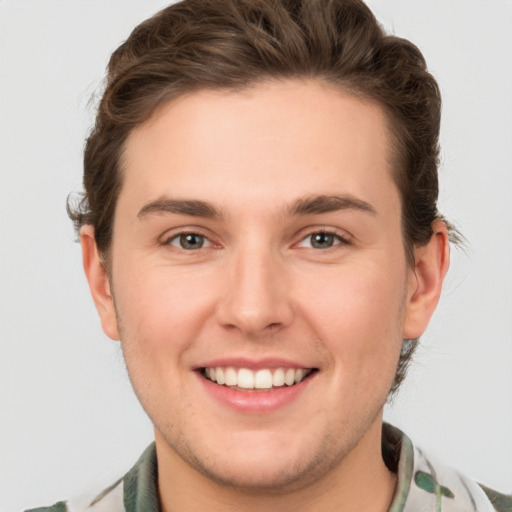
[113, 265, 217, 358]
[113, 268, 216, 416]
[296, 260, 406, 370]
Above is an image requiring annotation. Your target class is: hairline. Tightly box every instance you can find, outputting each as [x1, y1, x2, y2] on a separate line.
[97, 77, 418, 269]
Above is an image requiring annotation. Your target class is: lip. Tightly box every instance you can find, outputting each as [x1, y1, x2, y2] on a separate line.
[193, 357, 314, 371]
[194, 364, 317, 414]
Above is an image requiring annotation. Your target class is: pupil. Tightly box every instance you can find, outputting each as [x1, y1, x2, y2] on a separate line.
[312, 233, 333, 248]
[181, 234, 203, 249]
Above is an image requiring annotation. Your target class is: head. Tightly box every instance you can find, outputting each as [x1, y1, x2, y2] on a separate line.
[70, 0, 450, 394]
[73, 0, 451, 495]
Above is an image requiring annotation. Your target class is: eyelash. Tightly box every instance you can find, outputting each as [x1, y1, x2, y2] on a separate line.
[161, 228, 351, 252]
[296, 229, 351, 250]
[162, 231, 213, 251]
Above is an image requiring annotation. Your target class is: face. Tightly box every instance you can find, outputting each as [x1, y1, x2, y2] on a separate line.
[85, 80, 431, 492]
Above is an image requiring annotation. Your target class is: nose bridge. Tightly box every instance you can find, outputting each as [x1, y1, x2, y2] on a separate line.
[216, 234, 292, 335]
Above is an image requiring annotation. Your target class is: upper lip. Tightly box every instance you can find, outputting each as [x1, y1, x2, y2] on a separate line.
[193, 357, 316, 371]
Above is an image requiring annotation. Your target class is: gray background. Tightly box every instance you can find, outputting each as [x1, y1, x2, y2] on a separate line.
[1, 1, 511, 510]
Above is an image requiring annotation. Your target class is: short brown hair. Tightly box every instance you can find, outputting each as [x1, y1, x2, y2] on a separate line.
[69, 0, 453, 394]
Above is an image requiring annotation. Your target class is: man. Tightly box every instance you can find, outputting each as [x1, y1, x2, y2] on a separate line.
[27, 0, 511, 511]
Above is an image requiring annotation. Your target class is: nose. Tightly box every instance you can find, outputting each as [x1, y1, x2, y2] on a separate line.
[215, 244, 294, 337]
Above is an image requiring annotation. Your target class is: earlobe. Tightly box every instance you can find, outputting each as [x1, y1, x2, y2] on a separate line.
[80, 225, 120, 341]
[403, 220, 451, 339]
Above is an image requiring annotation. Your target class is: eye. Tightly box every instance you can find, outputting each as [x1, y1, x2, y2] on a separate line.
[167, 233, 211, 250]
[298, 231, 348, 249]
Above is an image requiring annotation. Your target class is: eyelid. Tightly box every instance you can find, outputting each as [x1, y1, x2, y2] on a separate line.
[157, 225, 352, 249]
[295, 227, 352, 248]
[169, 233, 212, 249]
[159, 227, 217, 248]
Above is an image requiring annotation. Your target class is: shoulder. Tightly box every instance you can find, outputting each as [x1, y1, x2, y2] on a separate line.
[479, 484, 512, 512]
[24, 443, 157, 512]
[384, 423, 512, 512]
[25, 503, 68, 512]
[23, 479, 124, 512]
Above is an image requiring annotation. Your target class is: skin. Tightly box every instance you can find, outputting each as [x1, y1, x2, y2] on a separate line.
[82, 79, 449, 512]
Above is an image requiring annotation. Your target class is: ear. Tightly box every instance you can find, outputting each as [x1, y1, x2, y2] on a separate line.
[403, 220, 450, 339]
[80, 225, 120, 341]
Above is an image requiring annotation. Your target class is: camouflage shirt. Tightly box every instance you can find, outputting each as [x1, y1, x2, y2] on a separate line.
[26, 424, 511, 512]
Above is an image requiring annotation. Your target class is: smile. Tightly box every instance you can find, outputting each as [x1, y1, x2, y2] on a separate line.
[201, 366, 316, 391]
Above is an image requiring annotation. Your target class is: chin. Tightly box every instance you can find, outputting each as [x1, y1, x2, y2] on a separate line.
[192, 453, 330, 494]
[163, 427, 345, 494]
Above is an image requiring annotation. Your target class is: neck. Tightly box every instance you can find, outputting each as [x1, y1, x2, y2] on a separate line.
[156, 416, 397, 512]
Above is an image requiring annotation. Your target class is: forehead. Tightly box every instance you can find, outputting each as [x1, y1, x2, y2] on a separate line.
[120, 79, 397, 217]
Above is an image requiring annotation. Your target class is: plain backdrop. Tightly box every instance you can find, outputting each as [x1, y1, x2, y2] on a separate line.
[1, 1, 511, 510]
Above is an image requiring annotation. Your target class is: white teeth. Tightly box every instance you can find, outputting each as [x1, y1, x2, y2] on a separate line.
[285, 368, 295, 386]
[216, 367, 225, 385]
[254, 369, 273, 389]
[272, 368, 285, 387]
[294, 368, 304, 384]
[225, 367, 237, 386]
[204, 366, 313, 389]
[237, 368, 255, 389]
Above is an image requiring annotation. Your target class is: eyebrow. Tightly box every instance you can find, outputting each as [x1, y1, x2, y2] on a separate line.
[138, 199, 223, 219]
[137, 194, 377, 220]
[288, 194, 377, 216]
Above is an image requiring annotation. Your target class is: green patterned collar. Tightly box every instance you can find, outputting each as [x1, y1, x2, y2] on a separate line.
[35, 423, 510, 512]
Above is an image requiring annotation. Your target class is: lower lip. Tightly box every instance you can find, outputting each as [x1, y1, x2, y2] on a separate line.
[195, 372, 315, 414]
